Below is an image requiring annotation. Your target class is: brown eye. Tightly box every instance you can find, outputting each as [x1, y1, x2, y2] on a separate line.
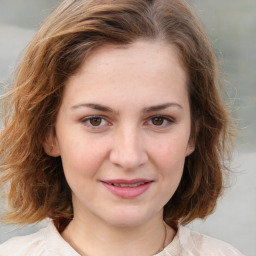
[151, 117, 164, 126]
[82, 116, 109, 129]
[89, 117, 102, 126]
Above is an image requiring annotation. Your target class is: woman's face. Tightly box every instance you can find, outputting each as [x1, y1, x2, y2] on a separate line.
[46, 40, 194, 227]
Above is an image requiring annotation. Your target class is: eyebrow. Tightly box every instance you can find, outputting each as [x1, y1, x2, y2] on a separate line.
[71, 102, 182, 113]
[71, 103, 115, 112]
[142, 103, 183, 113]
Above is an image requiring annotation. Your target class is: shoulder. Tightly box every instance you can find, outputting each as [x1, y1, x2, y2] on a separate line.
[176, 225, 245, 256]
[0, 220, 79, 256]
[0, 226, 47, 256]
[161, 225, 245, 256]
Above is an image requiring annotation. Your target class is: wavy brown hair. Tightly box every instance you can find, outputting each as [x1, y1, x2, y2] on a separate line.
[0, 0, 234, 229]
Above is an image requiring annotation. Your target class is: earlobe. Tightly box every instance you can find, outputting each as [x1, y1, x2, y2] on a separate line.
[43, 130, 60, 157]
[185, 142, 195, 156]
[186, 120, 199, 156]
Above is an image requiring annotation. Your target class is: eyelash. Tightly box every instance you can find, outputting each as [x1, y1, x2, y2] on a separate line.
[145, 115, 174, 128]
[81, 115, 110, 128]
[81, 115, 174, 129]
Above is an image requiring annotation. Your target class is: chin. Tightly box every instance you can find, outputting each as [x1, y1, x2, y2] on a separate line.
[108, 218, 148, 228]
[101, 208, 160, 228]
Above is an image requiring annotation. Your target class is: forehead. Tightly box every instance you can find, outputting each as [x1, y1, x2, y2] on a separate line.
[62, 40, 189, 109]
[73, 39, 187, 83]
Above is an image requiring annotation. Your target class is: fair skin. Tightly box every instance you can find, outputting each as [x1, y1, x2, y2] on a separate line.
[44, 40, 194, 256]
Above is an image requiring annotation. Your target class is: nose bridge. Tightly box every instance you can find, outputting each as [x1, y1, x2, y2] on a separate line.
[109, 124, 147, 169]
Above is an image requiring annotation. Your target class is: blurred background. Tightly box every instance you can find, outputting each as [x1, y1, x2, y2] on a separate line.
[0, 0, 255, 255]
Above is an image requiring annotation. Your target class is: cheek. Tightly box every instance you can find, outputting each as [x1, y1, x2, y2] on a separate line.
[59, 135, 110, 178]
[161, 147, 186, 180]
[150, 135, 188, 193]
[151, 135, 188, 168]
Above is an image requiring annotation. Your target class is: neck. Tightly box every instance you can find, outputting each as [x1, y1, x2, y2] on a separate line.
[61, 212, 175, 256]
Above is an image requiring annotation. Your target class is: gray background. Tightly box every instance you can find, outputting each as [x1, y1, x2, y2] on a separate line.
[0, 1, 255, 255]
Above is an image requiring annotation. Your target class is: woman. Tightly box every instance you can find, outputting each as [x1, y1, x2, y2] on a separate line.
[0, 0, 243, 255]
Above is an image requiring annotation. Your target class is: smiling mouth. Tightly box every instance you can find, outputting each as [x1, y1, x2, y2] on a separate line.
[109, 182, 147, 188]
[102, 179, 152, 187]
[101, 179, 153, 198]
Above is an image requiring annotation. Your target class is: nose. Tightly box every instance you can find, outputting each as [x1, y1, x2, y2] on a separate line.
[109, 126, 148, 170]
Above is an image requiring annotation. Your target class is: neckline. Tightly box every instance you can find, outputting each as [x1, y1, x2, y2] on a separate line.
[46, 220, 184, 255]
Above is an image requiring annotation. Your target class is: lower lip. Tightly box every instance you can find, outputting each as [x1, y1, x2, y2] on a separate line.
[102, 182, 152, 199]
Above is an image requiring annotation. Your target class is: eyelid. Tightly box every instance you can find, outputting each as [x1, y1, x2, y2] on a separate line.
[81, 115, 112, 128]
[80, 114, 174, 130]
[144, 115, 175, 127]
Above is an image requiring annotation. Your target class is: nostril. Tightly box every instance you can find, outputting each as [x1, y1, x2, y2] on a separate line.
[109, 131, 148, 169]
[109, 148, 148, 169]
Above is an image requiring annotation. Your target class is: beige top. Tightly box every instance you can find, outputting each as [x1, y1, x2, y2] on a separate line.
[0, 221, 244, 256]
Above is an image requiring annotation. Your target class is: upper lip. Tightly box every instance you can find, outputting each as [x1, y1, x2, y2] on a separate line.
[101, 179, 153, 185]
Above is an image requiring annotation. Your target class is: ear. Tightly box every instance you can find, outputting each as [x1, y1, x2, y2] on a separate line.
[43, 129, 60, 157]
[185, 120, 199, 156]
[185, 139, 195, 157]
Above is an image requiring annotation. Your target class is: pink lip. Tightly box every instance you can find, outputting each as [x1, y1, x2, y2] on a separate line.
[101, 179, 153, 199]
